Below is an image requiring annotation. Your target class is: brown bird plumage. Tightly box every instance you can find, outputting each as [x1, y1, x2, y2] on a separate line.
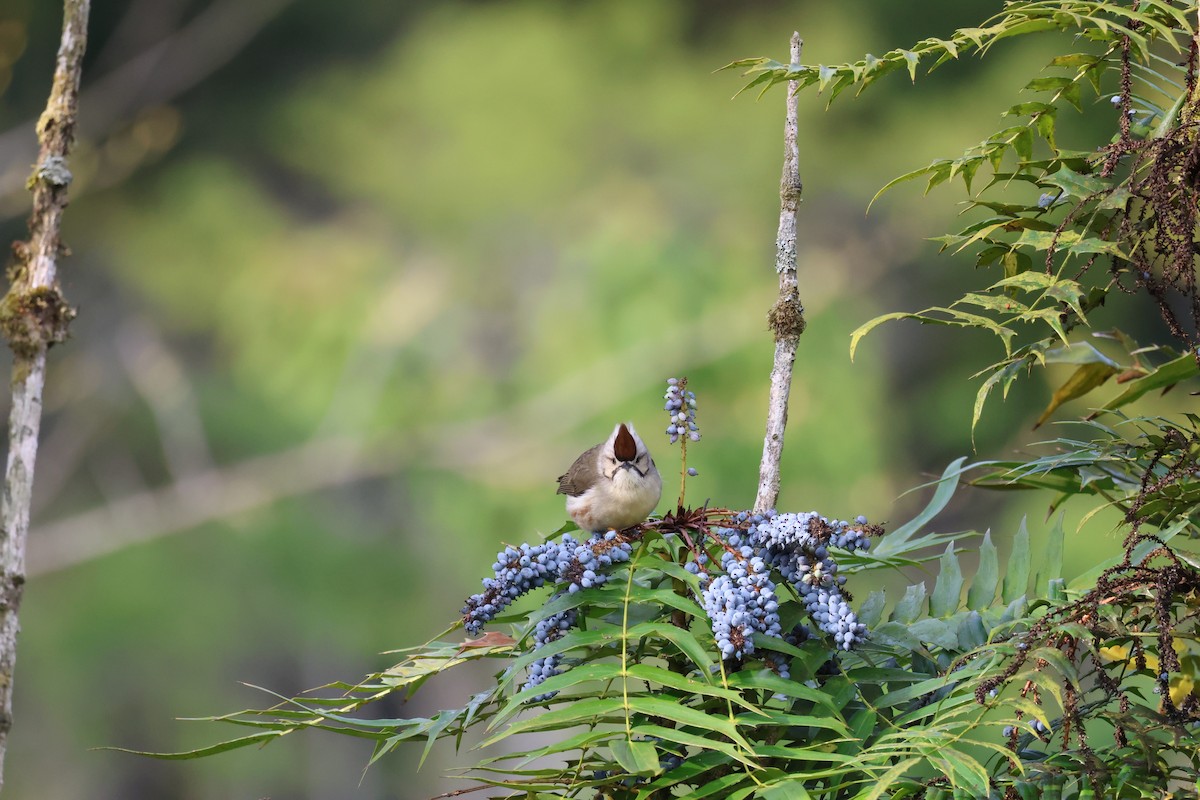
[556, 423, 661, 532]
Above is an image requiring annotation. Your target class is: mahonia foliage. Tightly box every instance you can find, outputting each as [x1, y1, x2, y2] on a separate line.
[138, 3, 1200, 798]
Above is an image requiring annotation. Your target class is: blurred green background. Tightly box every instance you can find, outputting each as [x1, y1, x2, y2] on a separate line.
[0, 0, 1173, 797]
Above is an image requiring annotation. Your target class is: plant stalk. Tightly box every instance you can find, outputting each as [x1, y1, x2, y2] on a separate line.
[0, 0, 89, 789]
[754, 32, 806, 514]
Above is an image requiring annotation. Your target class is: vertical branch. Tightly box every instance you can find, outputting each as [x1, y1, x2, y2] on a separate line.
[0, 0, 89, 788]
[754, 33, 806, 514]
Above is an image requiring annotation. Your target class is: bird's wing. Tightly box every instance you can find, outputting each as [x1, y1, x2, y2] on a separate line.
[556, 444, 602, 496]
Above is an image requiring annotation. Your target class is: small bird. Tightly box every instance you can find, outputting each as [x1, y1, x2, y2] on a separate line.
[557, 422, 662, 533]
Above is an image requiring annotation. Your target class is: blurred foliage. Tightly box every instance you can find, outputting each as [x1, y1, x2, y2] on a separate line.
[0, 0, 1186, 797]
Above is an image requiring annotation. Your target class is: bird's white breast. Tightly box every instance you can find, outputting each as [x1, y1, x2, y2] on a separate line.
[566, 468, 661, 532]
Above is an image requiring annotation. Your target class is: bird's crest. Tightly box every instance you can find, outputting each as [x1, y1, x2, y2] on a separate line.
[613, 423, 637, 462]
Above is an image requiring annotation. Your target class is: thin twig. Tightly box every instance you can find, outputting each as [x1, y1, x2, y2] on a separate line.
[0, 0, 89, 789]
[754, 32, 806, 514]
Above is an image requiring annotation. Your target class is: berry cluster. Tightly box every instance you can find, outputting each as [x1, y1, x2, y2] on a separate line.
[523, 603, 578, 701]
[699, 550, 782, 661]
[664, 378, 699, 444]
[562, 530, 633, 594]
[749, 511, 871, 651]
[462, 529, 639, 697]
[462, 539, 575, 636]
[694, 509, 873, 674]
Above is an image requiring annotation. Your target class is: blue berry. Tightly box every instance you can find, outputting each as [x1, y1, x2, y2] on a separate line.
[700, 552, 782, 661]
[463, 530, 634, 637]
[523, 603, 579, 701]
[660, 752, 683, 771]
[462, 538, 575, 634]
[664, 378, 700, 444]
[719, 510, 870, 650]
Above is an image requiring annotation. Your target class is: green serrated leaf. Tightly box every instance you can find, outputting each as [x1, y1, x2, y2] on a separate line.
[1047, 53, 1101, 69]
[850, 311, 918, 360]
[966, 531, 999, 610]
[1065, 237, 1127, 258]
[891, 583, 927, 624]
[671, 770, 749, 799]
[975, 245, 1008, 268]
[1013, 127, 1033, 162]
[959, 156, 982, 192]
[1001, 518, 1031, 603]
[973, 360, 1025, 444]
[848, 707, 877, 743]
[868, 621, 921, 650]
[1061, 81, 1083, 113]
[909, 617, 961, 649]
[1037, 512, 1065, 595]
[958, 610, 988, 649]
[924, 160, 954, 194]
[1097, 187, 1133, 210]
[624, 664, 757, 711]
[1036, 107, 1058, 149]
[991, 270, 1056, 292]
[1000, 594, 1027, 623]
[929, 543, 964, 617]
[1043, 164, 1110, 196]
[1014, 228, 1066, 251]
[1005, 101, 1055, 117]
[725, 672, 845, 716]
[1025, 76, 1072, 93]
[858, 590, 886, 628]
[817, 64, 837, 92]
[869, 160, 953, 210]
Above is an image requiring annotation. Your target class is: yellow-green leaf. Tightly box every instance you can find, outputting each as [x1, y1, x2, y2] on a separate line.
[1034, 362, 1119, 428]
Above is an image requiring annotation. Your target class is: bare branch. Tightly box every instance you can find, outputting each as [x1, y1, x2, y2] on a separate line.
[754, 33, 806, 514]
[0, 0, 90, 788]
